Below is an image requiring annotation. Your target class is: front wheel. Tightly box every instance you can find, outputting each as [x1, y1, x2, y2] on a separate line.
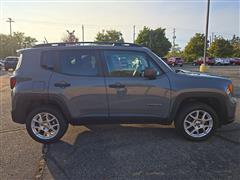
[175, 103, 218, 141]
[26, 106, 68, 143]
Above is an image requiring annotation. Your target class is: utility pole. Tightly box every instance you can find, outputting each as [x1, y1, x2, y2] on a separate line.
[82, 25, 84, 42]
[203, 0, 210, 65]
[6, 17, 14, 36]
[133, 25, 136, 43]
[172, 28, 176, 51]
[44, 37, 48, 44]
[211, 32, 214, 44]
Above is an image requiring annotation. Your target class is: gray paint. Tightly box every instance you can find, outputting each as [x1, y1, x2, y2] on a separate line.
[12, 45, 237, 125]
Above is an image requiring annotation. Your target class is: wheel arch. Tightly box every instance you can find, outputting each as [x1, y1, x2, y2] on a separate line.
[13, 94, 72, 124]
[170, 92, 227, 126]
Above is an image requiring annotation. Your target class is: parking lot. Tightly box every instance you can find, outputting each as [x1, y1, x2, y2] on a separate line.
[0, 65, 239, 180]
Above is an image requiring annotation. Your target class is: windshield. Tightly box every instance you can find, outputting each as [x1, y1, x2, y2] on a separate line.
[151, 52, 174, 72]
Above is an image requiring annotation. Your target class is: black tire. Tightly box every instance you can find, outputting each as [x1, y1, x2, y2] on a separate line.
[174, 103, 219, 141]
[26, 106, 68, 144]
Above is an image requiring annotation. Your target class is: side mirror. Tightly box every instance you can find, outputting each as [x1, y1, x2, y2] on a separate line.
[144, 68, 157, 80]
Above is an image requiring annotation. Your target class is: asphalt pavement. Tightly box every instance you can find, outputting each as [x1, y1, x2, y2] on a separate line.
[0, 65, 239, 180]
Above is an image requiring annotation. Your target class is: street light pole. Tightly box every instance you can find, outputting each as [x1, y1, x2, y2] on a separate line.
[200, 0, 210, 72]
[203, 0, 210, 65]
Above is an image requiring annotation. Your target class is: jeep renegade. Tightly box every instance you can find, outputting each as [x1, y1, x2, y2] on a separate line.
[11, 42, 237, 143]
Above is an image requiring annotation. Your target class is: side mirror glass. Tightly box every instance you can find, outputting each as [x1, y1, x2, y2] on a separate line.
[144, 68, 157, 80]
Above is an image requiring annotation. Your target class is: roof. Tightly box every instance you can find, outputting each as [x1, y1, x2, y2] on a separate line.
[33, 42, 142, 48]
[17, 42, 149, 53]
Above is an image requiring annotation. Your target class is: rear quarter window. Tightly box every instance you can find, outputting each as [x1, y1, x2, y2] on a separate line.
[15, 55, 22, 70]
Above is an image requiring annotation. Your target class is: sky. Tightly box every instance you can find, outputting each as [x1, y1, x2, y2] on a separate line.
[0, 0, 239, 49]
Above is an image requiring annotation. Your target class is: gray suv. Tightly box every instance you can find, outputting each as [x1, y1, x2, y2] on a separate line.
[11, 42, 237, 143]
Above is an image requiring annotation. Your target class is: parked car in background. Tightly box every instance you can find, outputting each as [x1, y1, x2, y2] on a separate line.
[0, 59, 5, 67]
[215, 58, 230, 66]
[4, 56, 19, 71]
[193, 57, 215, 66]
[230, 58, 240, 65]
[167, 57, 184, 67]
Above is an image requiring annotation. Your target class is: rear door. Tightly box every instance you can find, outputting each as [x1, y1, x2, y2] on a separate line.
[48, 49, 108, 122]
[102, 50, 171, 122]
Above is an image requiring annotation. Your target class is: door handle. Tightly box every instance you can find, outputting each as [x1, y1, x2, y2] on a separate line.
[109, 83, 125, 88]
[54, 82, 71, 88]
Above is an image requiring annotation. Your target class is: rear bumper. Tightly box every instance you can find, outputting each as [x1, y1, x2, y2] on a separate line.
[11, 108, 26, 124]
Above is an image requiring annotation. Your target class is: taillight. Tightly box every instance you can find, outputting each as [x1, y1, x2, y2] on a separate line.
[10, 77, 16, 89]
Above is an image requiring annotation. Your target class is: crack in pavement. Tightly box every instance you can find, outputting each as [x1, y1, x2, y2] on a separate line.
[34, 144, 70, 180]
[35, 144, 49, 180]
[0, 128, 25, 134]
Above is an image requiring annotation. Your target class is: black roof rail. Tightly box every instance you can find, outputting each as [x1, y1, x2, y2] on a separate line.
[33, 42, 142, 48]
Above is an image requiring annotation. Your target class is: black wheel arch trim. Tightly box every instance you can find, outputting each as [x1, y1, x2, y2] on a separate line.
[12, 93, 73, 124]
[169, 92, 228, 125]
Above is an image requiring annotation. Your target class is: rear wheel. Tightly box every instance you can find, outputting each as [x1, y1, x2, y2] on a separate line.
[26, 106, 68, 143]
[175, 103, 218, 141]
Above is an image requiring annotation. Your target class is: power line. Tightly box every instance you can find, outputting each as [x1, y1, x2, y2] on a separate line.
[6, 17, 14, 36]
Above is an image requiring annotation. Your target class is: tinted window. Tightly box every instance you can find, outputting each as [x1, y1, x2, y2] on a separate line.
[42, 50, 100, 76]
[104, 51, 162, 77]
[15, 54, 22, 70]
[59, 50, 99, 76]
[41, 51, 56, 69]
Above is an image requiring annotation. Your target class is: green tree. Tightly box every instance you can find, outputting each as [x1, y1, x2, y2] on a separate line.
[135, 26, 171, 57]
[230, 35, 240, 57]
[0, 32, 37, 58]
[183, 33, 205, 62]
[95, 30, 124, 42]
[208, 37, 233, 57]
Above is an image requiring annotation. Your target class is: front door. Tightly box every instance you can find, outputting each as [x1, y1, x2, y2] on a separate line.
[102, 50, 171, 122]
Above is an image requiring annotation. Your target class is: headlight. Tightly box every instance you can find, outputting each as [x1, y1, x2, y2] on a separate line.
[226, 84, 233, 95]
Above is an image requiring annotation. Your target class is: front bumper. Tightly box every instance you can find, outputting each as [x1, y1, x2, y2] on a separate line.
[222, 96, 237, 125]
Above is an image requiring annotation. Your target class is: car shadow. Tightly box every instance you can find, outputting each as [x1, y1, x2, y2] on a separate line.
[45, 123, 240, 179]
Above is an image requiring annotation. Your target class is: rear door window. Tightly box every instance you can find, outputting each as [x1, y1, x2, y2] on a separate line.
[42, 50, 101, 76]
[59, 50, 100, 76]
